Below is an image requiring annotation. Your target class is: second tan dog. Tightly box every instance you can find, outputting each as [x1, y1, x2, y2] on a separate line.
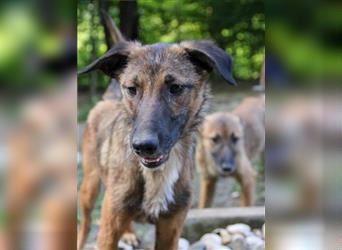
[196, 95, 265, 208]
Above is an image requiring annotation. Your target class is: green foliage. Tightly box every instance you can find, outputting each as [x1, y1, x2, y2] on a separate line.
[268, 21, 342, 79]
[0, 5, 68, 91]
[78, 0, 265, 91]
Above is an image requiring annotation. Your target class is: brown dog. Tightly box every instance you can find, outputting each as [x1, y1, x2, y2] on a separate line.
[196, 95, 264, 208]
[77, 13, 236, 250]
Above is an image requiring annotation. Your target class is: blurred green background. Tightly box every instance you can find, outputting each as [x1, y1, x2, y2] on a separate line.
[267, 0, 342, 84]
[77, 0, 265, 95]
[0, 0, 75, 95]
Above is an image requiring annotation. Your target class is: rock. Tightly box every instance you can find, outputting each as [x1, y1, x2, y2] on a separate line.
[200, 233, 232, 250]
[212, 228, 225, 235]
[220, 246, 232, 250]
[208, 246, 231, 250]
[231, 191, 240, 198]
[221, 233, 233, 245]
[178, 238, 190, 250]
[189, 241, 206, 250]
[204, 240, 224, 250]
[228, 234, 247, 250]
[84, 242, 98, 250]
[118, 240, 133, 250]
[246, 235, 264, 250]
[200, 233, 222, 245]
[213, 228, 232, 245]
[227, 223, 252, 237]
[183, 207, 265, 242]
[253, 229, 263, 238]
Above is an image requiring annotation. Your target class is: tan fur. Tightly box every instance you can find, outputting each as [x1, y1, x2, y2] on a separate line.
[197, 96, 265, 208]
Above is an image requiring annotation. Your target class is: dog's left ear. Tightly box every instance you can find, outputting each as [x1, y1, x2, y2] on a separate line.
[78, 42, 132, 79]
[181, 40, 236, 85]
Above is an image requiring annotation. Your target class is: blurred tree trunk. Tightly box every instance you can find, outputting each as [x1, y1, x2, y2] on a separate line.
[90, 1, 97, 99]
[119, 0, 139, 40]
[99, 0, 114, 49]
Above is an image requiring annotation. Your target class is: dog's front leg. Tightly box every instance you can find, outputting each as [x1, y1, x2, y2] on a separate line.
[97, 191, 134, 250]
[121, 222, 139, 247]
[198, 176, 217, 208]
[236, 161, 257, 206]
[155, 209, 189, 250]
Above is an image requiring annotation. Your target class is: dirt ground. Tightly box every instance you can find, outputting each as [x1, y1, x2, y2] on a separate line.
[77, 81, 265, 249]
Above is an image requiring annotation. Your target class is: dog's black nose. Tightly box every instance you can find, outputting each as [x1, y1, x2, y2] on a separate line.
[221, 159, 235, 172]
[132, 134, 159, 156]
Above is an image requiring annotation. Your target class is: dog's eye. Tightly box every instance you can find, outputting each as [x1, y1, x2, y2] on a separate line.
[169, 84, 184, 95]
[231, 134, 239, 143]
[126, 86, 137, 96]
[211, 135, 220, 144]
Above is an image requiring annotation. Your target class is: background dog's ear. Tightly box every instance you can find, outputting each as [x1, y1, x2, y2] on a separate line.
[78, 42, 131, 79]
[181, 40, 236, 85]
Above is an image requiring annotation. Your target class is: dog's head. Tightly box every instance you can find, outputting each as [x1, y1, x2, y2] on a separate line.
[201, 112, 244, 175]
[80, 40, 235, 169]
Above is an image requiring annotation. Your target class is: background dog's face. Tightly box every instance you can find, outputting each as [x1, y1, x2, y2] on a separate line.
[79, 41, 235, 169]
[202, 113, 244, 175]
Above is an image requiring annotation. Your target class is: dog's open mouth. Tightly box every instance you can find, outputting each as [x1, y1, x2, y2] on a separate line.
[140, 154, 168, 168]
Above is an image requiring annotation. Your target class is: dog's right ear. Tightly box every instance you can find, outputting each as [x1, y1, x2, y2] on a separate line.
[181, 40, 236, 86]
[78, 42, 131, 79]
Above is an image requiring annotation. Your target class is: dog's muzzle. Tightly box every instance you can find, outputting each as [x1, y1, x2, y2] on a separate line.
[132, 132, 169, 168]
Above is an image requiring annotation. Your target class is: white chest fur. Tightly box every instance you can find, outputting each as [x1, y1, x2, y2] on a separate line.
[141, 150, 182, 218]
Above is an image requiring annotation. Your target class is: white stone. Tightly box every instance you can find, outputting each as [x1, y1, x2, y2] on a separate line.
[200, 233, 222, 246]
[229, 234, 247, 250]
[118, 240, 133, 250]
[189, 241, 206, 250]
[208, 245, 231, 250]
[246, 235, 264, 250]
[231, 191, 240, 198]
[227, 223, 252, 237]
[213, 228, 232, 245]
[178, 238, 190, 250]
[253, 229, 263, 238]
[200, 233, 232, 250]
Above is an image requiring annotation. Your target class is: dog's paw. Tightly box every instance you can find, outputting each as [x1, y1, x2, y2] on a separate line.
[121, 232, 139, 248]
